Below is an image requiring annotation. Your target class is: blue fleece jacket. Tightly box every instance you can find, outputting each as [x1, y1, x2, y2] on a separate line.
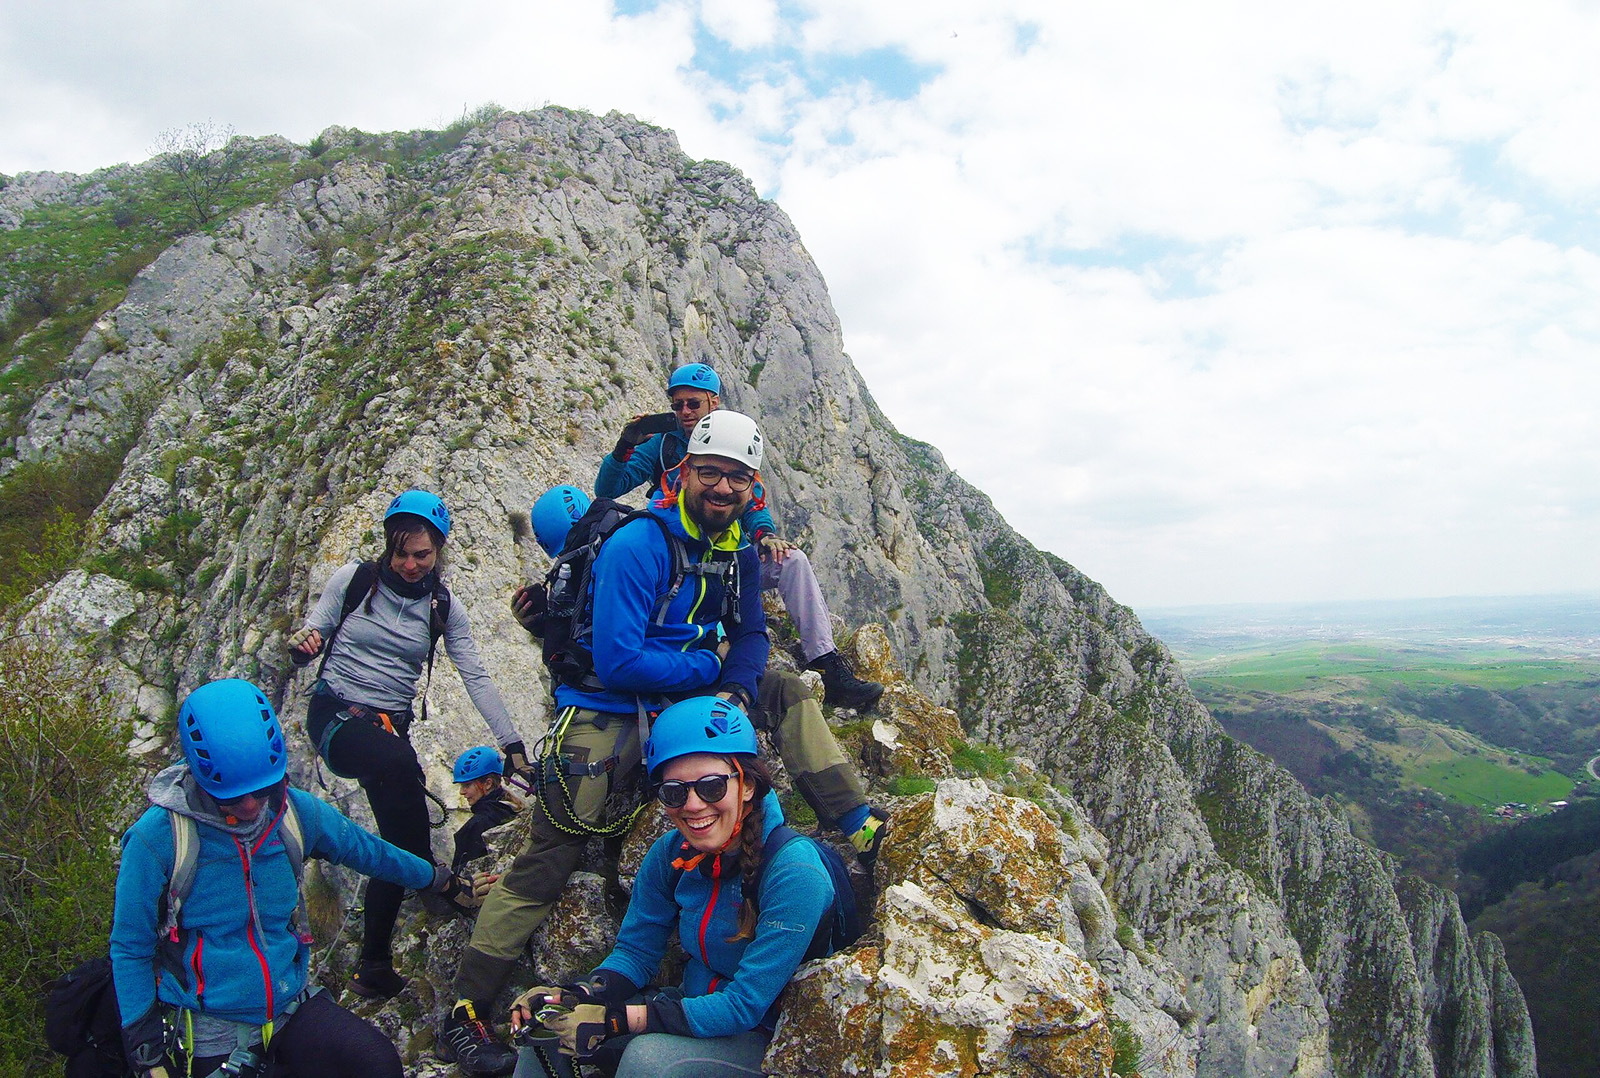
[594, 790, 833, 1037]
[553, 499, 768, 715]
[595, 428, 777, 540]
[110, 772, 435, 1029]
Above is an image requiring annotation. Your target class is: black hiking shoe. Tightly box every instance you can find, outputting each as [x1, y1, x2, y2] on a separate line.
[812, 651, 885, 712]
[437, 1000, 518, 1076]
[348, 959, 406, 1001]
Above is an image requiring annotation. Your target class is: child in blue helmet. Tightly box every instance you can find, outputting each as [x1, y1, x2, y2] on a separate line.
[110, 679, 481, 1078]
[505, 697, 835, 1078]
[286, 491, 526, 1001]
[452, 746, 521, 872]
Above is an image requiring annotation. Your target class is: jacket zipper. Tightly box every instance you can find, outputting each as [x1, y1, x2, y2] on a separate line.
[236, 802, 287, 1020]
[190, 934, 206, 1000]
[699, 855, 723, 992]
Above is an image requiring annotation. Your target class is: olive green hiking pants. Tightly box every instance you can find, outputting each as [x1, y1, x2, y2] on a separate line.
[453, 671, 868, 1006]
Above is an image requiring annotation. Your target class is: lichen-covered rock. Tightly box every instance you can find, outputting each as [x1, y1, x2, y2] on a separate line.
[767, 881, 1113, 1078]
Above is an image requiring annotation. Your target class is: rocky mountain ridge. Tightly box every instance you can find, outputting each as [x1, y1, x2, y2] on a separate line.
[2, 107, 1535, 1076]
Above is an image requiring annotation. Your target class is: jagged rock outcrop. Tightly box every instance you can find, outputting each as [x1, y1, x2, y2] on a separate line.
[2, 107, 1535, 1076]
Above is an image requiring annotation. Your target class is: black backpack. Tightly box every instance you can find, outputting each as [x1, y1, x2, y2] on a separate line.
[44, 956, 129, 1077]
[530, 499, 739, 694]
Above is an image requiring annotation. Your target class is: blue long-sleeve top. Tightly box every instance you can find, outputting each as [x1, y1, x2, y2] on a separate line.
[593, 790, 833, 1037]
[595, 428, 777, 540]
[110, 771, 435, 1028]
[553, 499, 768, 714]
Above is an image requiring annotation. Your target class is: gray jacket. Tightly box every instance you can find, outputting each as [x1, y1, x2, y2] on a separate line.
[306, 562, 518, 746]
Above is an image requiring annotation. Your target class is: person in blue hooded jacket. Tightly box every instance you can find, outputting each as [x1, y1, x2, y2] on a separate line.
[506, 696, 834, 1078]
[110, 679, 482, 1078]
[595, 362, 884, 712]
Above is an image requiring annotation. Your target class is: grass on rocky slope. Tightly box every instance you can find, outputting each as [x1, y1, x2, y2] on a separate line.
[0, 156, 305, 445]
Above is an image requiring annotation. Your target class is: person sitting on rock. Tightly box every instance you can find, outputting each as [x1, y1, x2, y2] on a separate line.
[110, 679, 483, 1078]
[596, 362, 884, 712]
[438, 418, 882, 1076]
[286, 490, 527, 1002]
[506, 696, 837, 1078]
[451, 745, 522, 873]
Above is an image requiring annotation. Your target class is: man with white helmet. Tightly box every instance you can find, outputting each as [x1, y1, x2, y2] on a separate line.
[440, 411, 883, 1076]
[597, 363, 884, 712]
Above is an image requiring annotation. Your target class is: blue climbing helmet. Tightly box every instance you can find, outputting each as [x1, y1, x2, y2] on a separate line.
[177, 678, 287, 800]
[644, 696, 757, 780]
[530, 485, 591, 557]
[385, 490, 452, 539]
[453, 745, 502, 784]
[668, 363, 721, 396]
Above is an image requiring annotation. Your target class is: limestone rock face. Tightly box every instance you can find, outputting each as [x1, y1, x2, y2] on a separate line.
[4, 106, 1535, 1077]
[767, 782, 1126, 1078]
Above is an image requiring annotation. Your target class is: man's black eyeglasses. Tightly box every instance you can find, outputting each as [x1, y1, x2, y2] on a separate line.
[691, 465, 754, 492]
[656, 773, 739, 808]
[670, 397, 710, 413]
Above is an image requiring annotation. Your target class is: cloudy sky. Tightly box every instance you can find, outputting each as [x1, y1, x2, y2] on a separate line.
[5, 1, 1597, 609]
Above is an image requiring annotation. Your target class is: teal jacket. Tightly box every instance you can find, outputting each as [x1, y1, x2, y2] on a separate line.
[110, 769, 434, 1029]
[592, 791, 834, 1037]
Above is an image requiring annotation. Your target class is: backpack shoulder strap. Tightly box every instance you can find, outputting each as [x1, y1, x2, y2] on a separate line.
[162, 811, 199, 942]
[751, 824, 805, 913]
[420, 579, 451, 722]
[315, 561, 379, 679]
[279, 796, 313, 944]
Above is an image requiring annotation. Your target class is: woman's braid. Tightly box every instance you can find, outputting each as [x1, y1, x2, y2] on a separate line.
[731, 789, 767, 942]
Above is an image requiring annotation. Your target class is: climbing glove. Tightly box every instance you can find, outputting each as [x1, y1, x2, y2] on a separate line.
[542, 1002, 627, 1058]
[428, 866, 484, 914]
[121, 1007, 168, 1075]
[510, 584, 547, 635]
[502, 741, 537, 788]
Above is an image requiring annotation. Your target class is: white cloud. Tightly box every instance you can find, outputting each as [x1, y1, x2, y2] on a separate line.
[2, 0, 1597, 607]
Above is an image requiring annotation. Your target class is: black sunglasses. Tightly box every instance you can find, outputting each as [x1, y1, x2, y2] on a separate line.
[656, 772, 739, 809]
[217, 782, 280, 807]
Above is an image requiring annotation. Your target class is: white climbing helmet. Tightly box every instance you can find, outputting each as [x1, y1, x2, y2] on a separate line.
[686, 410, 764, 471]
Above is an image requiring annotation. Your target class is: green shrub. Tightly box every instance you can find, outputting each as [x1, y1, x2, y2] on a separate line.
[886, 775, 936, 797]
[1110, 1017, 1143, 1076]
[0, 640, 140, 1073]
[0, 443, 131, 610]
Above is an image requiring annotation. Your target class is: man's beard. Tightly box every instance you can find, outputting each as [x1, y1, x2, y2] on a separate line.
[685, 484, 743, 533]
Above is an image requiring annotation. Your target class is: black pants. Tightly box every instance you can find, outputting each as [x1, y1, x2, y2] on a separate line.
[186, 990, 402, 1077]
[306, 693, 431, 962]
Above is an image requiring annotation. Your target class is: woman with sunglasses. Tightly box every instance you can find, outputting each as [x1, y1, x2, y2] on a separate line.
[505, 696, 836, 1078]
[286, 490, 523, 1000]
[110, 679, 481, 1078]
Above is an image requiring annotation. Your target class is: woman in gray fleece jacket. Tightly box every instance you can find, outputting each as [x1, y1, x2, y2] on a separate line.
[289, 490, 525, 1001]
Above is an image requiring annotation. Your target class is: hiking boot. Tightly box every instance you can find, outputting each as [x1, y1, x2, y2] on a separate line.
[348, 959, 406, 1001]
[848, 809, 889, 866]
[811, 651, 884, 712]
[436, 1000, 518, 1076]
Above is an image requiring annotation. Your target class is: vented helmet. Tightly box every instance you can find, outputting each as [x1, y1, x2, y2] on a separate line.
[452, 745, 503, 784]
[385, 490, 452, 539]
[643, 696, 758, 780]
[668, 363, 721, 396]
[177, 679, 287, 800]
[685, 410, 763, 471]
[531, 485, 591, 557]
